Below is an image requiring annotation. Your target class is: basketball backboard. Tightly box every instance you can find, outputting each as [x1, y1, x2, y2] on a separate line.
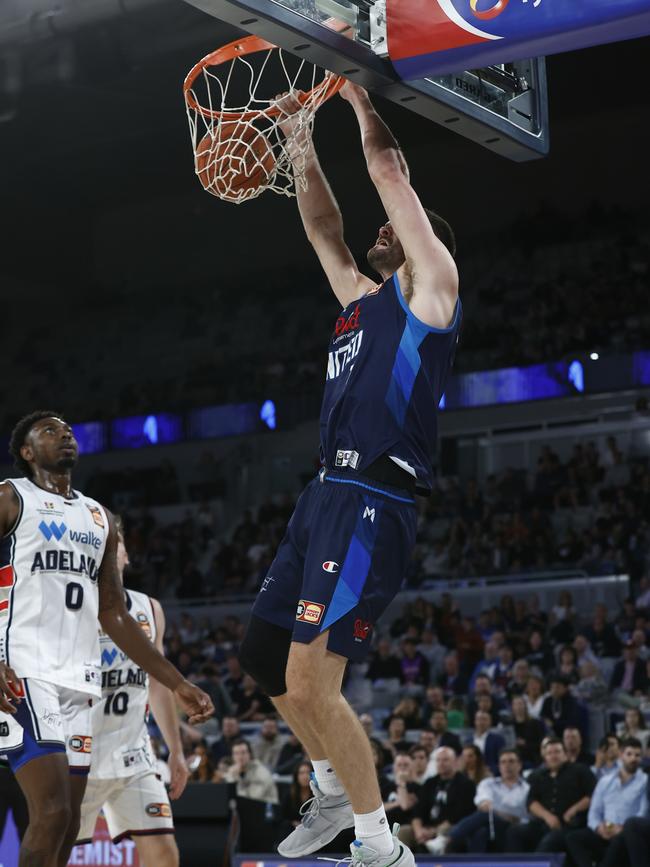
[181, 0, 549, 161]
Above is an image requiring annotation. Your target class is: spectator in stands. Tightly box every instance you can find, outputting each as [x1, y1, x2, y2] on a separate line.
[381, 752, 422, 846]
[524, 674, 546, 719]
[563, 728, 593, 768]
[235, 674, 274, 721]
[459, 745, 491, 786]
[437, 652, 468, 697]
[585, 604, 622, 658]
[211, 716, 241, 762]
[506, 738, 595, 855]
[553, 645, 581, 685]
[383, 716, 411, 760]
[507, 660, 531, 699]
[610, 640, 649, 698]
[469, 640, 500, 688]
[390, 696, 422, 730]
[566, 738, 648, 867]
[409, 745, 432, 785]
[189, 743, 215, 782]
[452, 616, 485, 672]
[420, 686, 446, 722]
[275, 732, 307, 775]
[574, 660, 608, 708]
[366, 638, 402, 683]
[493, 645, 515, 696]
[400, 637, 430, 688]
[193, 663, 234, 722]
[281, 761, 313, 828]
[573, 634, 601, 670]
[252, 715, 287, 770]
[225, 739, 279, 804]
[223, 654, 245, 707]
[616, 708, 650, 751]
[591, 735, 621, 780]
[429, 710, 462, 755]
[511, 695, 546, 768]
[467, 674, 503, 721]
[630, 628, 650, 661]
[417, 629, 447, 679]
[541, 675, 581, 736]
[468, 711, 505, 775]
[448, 749, 529, 854]
[411, 746, 476, 854]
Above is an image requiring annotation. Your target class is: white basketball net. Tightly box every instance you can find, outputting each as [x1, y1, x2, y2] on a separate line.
[184, 40, 343, 204]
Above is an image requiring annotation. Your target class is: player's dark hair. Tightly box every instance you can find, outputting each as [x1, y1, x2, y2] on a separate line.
[9, 410, 63, 478]
[424, 208, 456, 258]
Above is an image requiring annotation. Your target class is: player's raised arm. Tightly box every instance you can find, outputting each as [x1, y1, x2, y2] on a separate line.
[340, 82, 458, 329]
[148, 597, 190, 800]
[97, 511, 214, 724]
[276, 92, 376, 308]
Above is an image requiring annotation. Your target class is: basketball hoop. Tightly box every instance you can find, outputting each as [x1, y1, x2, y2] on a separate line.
[183, 31, 346, 203]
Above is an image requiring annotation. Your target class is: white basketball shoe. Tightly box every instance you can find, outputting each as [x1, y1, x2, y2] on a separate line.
[277, 778, 354, 857]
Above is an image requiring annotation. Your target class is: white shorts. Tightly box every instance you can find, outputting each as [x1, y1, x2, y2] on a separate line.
[0, 677, 94, 774]
[77, 770, 174, 843]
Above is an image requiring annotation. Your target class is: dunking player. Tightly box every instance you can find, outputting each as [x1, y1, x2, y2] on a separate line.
[0, 412, 214, 867]
[74, 517, 187, 864]
[239, 82, 461, 867]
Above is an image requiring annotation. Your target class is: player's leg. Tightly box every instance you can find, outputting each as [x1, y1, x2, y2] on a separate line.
[277, 478, 417, 863]
[15, 753, 72, 867]
[55, 687, 94, 865]
[134, 832, 180, 867]
[102, 770, 176, 863]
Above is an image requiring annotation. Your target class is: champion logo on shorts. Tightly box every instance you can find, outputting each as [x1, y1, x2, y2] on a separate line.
[69, 735, 92, 753]
[322, 561, 339, 573]
[146, 802, 172, 818]
[296, 600, 326, 625]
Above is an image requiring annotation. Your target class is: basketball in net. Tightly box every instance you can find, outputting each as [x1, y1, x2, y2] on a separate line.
[196, 122, 276, 202]
[183, 28, 348, 204]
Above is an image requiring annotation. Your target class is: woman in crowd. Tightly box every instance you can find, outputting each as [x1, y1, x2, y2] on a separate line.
[553, 645, 580, 685]
[616, 707, 650, 750]
[460, 744, 491, 785]
[524, 674, 546, 719]
[281, 761, 314, 827]
[189, 743, 215, 782]
[511, 695, 546, 768]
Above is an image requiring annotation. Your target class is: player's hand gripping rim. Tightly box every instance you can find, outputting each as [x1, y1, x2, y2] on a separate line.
[174, 679, 215, 725]
[0, 662, 23, 714]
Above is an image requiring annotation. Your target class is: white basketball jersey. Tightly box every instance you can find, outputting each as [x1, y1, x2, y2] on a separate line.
[90, 589, 157, 779]
[0, 477, 109, 696]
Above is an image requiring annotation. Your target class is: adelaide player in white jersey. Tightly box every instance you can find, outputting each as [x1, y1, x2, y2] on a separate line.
[75, 518, 187, 866]
[0, 411, 214, 867]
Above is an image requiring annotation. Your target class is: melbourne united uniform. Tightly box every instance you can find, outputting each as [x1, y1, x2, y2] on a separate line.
[0, 477, 108, 772]
[254, 272, 461, 659]
[77, 589, 174, 844]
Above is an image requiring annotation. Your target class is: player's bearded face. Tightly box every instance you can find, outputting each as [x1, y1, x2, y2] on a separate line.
[367, 223, 405, 273]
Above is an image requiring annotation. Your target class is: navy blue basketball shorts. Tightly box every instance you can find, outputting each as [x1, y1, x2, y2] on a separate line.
[251, 469, 417, 662]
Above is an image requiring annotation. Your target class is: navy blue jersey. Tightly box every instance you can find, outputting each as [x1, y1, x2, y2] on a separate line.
[319, 272, 461, 493]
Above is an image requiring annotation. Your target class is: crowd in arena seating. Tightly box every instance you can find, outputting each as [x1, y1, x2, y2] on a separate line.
[118, 435, 650, 598]
[152, 574, 650, 861]
[2, 205, 648, 431]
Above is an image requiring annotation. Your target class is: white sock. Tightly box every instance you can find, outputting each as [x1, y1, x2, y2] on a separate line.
[353, 806, 394, 856]
[312, 759, 345, 797]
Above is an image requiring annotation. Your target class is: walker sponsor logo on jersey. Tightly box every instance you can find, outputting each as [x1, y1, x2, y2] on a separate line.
[322, 561, 339, 574]
[363, 506, 376, 523]
[102, 666, 147, 689]
[296, 600, 325, 625]
[69, 530, 103, 550]
[334, 304, 361, 338]
[145, 802, 172, 818]
[87, 504, 105, 528]
[38, 520, 67, 541]
[69, 734, 92, 753]
[353, 619, 372, 642]
[335, 449, 360, 469]
[327, 331, 363, 381]
[30, 550, 99, 580]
